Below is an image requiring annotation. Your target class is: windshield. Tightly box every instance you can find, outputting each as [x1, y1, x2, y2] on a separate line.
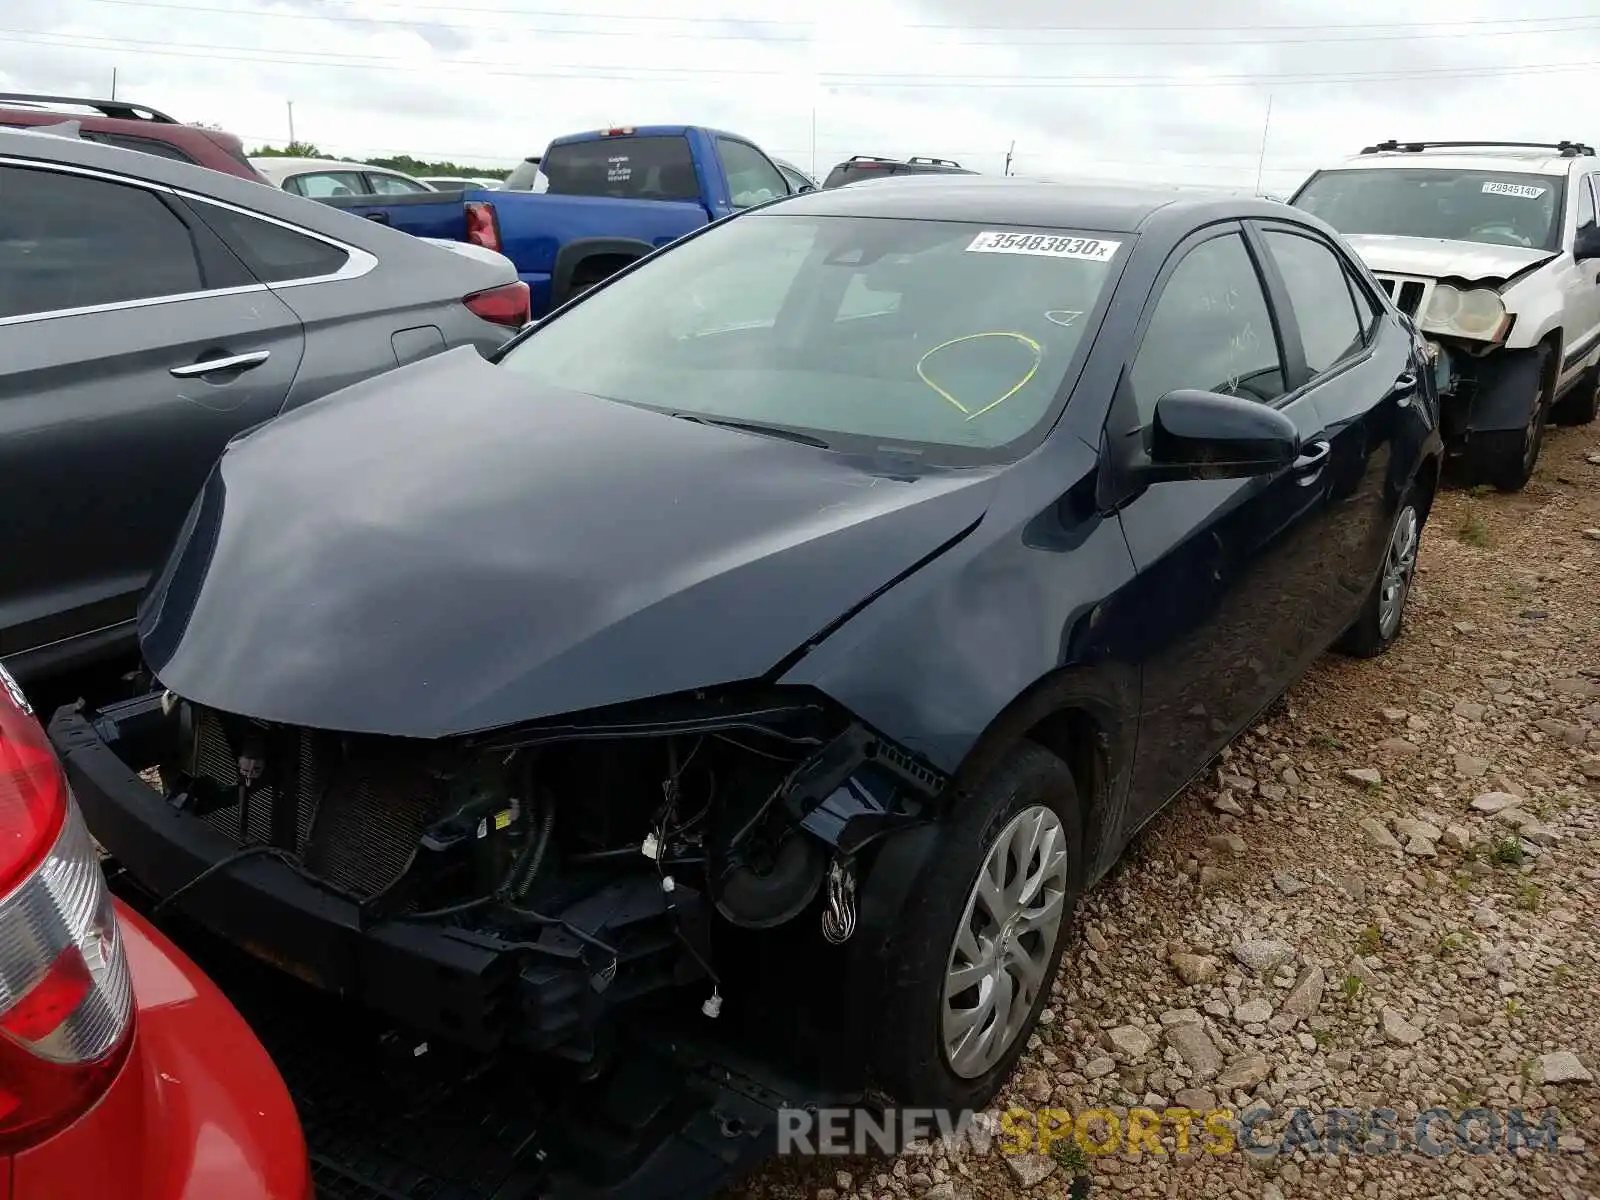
[1293, 168, 1565, 251]
[499, 213, 1125, 459]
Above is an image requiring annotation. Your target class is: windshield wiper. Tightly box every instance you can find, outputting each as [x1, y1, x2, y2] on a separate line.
[668, 412, 831, 449]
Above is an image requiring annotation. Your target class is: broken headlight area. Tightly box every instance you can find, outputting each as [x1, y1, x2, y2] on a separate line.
[151, 687, 945, 1061]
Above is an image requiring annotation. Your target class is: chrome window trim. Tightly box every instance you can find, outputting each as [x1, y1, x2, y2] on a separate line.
[0, 154, 377, 327]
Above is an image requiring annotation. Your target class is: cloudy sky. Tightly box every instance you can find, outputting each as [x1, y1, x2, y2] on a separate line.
[3, 0, 1598, 192]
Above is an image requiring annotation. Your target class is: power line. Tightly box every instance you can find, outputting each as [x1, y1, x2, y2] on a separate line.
[8, 29, 1599, 88]
[72, 1, 1600, 35]
[72, 0, 1600, 47]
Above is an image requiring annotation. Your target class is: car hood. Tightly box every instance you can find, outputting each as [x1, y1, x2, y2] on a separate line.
[1343, 234, 1557, 285]
[138, 347, 1000, 738]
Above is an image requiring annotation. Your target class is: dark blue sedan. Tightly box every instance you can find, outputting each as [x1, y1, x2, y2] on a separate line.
[56, 175, 1442, 1189]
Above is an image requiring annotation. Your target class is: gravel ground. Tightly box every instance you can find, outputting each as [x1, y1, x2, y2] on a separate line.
[741, 424, 1600, 1200]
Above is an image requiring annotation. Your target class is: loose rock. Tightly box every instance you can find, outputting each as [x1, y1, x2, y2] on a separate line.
[1534, 1051, 1594, 1085]
[1233, 938, 1295, 973]
[1380, 1007, 1424, 1046]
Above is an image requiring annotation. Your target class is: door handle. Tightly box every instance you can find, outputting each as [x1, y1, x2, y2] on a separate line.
[170, 350, 271, 378]
[1292, 440, 1331, 474]
[1391, 370, 1418, 407]
[365, 211, 391, 224]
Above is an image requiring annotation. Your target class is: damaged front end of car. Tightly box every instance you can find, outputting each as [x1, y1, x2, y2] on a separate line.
[56, 681, 947, 1061]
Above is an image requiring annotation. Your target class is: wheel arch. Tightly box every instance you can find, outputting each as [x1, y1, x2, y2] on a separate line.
[550, 236, 654, 307]
[943, 663, 1136, 881]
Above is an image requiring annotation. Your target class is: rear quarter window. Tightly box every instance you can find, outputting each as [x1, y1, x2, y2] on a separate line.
[190, 202, 350, 283]
[541, 136, 699, 201]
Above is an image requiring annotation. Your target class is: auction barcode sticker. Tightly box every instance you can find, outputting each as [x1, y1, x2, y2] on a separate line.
[966, 231, 1122, 261]
[1481, 182, 1547, 199]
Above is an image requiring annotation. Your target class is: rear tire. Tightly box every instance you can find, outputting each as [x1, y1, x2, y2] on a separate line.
[869, 742, 1083, 1111]
[1335, 484, 1424, 659]
[1551, 364, 1600, 426]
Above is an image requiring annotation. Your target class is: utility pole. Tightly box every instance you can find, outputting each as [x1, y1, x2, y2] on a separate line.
[287, 99, 296, 146]
[110, 68, 117, 99]
[1004, 141, 1015, 176]
[810, 106, 817, 179]
[1254, 94, 1274, 196]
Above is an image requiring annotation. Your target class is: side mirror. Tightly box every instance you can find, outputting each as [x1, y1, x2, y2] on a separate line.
[1575, 224, 1600, 261]
[1143, 389, 1301, 482]
[797, 183, 816, 194]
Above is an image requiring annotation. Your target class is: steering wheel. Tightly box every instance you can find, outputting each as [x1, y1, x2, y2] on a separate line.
[1468, 223, 1531, 247]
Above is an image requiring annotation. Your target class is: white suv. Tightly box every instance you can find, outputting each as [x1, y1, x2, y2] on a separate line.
[1291, 140, 1600, 490]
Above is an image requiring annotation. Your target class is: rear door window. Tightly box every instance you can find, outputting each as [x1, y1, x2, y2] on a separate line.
[541, 136, 699, 201]
[286, 171, 367, 198]
[717, 138, 786, 209]
[0, 165, 204, 319]
[367, 172, 431, 195]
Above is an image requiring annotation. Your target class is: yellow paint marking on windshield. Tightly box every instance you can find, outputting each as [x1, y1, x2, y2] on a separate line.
[915, 332, 1043, 421]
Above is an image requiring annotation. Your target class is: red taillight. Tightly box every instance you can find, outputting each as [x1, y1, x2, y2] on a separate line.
[464, 200, 501, 253]
[0, 671, 64, 898]
[0, 663, 134, 1153]
[464, 281, 531, 328]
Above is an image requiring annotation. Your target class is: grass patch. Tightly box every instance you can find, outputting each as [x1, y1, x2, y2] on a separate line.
[1050, 1138, 1089, 1173]
[1516, 883, 1544, 912]
[1356, 924, 1383, 956]
[1341, 974, 1366, 1004]
[1488, 836, 1526, 867]
[1436, 931, 1470, 957]
[1312, 732, 1347, 750]
[1458, 515, 1492, 548]
[1504, 998, 1522, 1020]
[1554, 964, 1573, 983]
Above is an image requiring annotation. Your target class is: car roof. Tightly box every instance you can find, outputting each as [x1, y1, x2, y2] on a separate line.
[766, 174, 1300, 235]
[2, 128, 435, 238]
[1320, 146, 1589, 177]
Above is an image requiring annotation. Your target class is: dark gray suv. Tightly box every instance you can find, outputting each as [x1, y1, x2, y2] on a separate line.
[0, 127, 529, 684]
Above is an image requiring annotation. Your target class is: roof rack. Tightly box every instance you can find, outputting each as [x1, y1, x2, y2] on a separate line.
[1359, 139, 1595, 158]
[846, 155, 899, 164]
[906, 156, 963, 167]
[0, 92, 178, 123]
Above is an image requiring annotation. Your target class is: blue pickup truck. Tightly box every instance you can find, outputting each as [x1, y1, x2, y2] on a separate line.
[319, 125, 811, 318]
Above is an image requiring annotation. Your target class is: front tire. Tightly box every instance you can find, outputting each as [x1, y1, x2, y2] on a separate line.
[1460, 344, 1551, 492]
[1336, 486, 1423, 658]
[869, 742, 1083, 1110]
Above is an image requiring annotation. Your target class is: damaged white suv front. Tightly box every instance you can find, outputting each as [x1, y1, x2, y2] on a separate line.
[1292, 140, 1600, 490]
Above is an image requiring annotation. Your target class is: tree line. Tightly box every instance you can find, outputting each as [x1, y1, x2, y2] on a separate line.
[250, 142, 511, 181]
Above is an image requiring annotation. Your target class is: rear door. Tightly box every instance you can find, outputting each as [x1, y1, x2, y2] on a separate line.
[1562, 172, 1600, 383]
[0, 161, 305, 669]
[1249, 219, 1423, 646]
[1108, 224, 1342, 823]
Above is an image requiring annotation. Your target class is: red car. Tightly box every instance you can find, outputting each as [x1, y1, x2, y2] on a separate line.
[0, 664, 309, 1200]
[0, 91, 266, 182]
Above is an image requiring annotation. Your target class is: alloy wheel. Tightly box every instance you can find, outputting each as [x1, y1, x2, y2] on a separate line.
[941, 804, 1071, 1079]
[1378, 504, 1420, 640]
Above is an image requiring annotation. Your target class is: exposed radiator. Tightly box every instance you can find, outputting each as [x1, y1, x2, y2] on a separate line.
[188, 708, 437, 899]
